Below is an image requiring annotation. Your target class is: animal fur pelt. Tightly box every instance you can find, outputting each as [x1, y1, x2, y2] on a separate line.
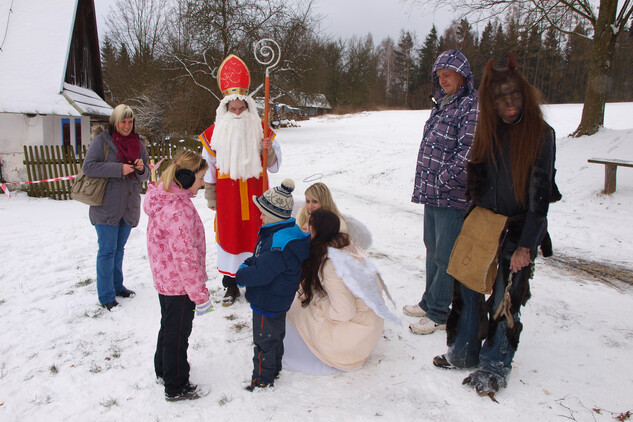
[446, 260, 533, 352]
[465, 162, 487, 203]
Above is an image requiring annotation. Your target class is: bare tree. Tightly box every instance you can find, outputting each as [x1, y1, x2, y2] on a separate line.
[403, 0, 633, 136]
[163, 0, 292, 101]
[105, 0, 169, 61]
[377, 37, 397, 105]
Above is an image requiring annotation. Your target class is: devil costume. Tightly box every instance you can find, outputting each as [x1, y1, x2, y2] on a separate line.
[443, 122, 555, 393]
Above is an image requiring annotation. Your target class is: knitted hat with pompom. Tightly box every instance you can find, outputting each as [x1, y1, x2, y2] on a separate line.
[253, 178, 295, 223]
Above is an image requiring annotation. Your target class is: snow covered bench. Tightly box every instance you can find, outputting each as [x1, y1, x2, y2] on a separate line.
[587, 158, 633, 194]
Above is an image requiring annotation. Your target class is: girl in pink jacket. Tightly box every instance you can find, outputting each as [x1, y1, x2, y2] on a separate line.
[144, 150, 211, 402]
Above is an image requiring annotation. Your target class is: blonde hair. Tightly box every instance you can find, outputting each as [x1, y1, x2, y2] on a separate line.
[297, 182, 344, 228]
[159, 150, 209, 192]
[109, 104, 135, 134]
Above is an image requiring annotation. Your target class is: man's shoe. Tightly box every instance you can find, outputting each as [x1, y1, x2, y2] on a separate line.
[222, 285, 240, 307]
[116, 288, 136, 298]
[165, 383, 208, 402]
[433, 354, 458, 369]
[244, 379, 272, 392]
[403, 304, 427, 317]
[409, 316, 446, 335]
[102, 300, 119, 311]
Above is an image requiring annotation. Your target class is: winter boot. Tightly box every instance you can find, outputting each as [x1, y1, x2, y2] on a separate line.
[244, 379, 273, 392]
[222, 285, 240, 307]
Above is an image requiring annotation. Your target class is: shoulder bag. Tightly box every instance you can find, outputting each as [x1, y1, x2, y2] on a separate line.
[446, 206, 508, 294]
[71, 144, 109, 206]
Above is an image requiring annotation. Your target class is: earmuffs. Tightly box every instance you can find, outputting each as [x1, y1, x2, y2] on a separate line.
[175, 169, 196, 189]
[174, 158, 207, 189]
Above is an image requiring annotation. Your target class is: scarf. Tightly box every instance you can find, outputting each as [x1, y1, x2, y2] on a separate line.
[112, 131, 141, 165]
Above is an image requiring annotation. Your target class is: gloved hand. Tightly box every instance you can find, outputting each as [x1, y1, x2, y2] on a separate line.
[194, 300, 214, 316]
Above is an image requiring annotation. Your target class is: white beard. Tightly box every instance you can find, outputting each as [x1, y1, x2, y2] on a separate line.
[210, 95, 264, 180]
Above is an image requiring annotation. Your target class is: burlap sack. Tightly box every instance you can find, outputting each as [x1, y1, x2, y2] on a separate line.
[447, 206, 508, 294]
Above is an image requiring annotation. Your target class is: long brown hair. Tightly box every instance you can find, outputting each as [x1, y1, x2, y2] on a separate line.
[299, 209, 350, 307]
[470, 53, 545, 205]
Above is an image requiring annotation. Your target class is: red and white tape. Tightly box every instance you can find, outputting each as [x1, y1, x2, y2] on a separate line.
[2, 158, 168, 198]
[149, 157, 166, 169]
[2, 176, 77, 198]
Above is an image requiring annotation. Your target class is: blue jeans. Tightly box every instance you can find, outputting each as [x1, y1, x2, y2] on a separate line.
[95, 220, 133, 305]
[420, 205, 465, 324]
[447, 255, 525, 379]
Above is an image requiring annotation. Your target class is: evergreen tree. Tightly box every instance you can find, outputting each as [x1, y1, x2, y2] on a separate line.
[394, 31, 415, 107]
[493, 24, 507, 65]
[455, 19, 477, 64]
[610, 25, 633, 101]
[562, 25, 591, 103]
[540, 27, 563, 102]
[413, 25, 439, 108]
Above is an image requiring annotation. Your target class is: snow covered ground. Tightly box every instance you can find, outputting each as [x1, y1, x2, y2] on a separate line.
[1, 103, 632, 421]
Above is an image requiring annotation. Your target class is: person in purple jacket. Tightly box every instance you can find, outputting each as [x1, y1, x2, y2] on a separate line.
[405, 49, 479, 335]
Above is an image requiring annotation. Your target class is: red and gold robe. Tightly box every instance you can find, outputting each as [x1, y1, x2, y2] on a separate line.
[199, 123, 276, 276]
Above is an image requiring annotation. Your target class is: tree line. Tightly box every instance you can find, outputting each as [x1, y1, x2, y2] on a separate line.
[101, 0, 633, 142]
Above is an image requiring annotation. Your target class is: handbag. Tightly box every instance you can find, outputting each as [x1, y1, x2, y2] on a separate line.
[446, 206, 508, 294]
[71, 144, 109, 206]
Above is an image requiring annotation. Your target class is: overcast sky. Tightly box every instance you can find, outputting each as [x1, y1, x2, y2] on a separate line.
[93, 0, 456, 46]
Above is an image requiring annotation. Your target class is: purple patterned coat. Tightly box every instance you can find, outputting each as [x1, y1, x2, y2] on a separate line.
[411, 49, 479, 210]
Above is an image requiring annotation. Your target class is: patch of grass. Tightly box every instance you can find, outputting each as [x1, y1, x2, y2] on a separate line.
[49, 364, 58, 374]
[32, 395, 52, 406]
[218, 393, 231, 406]
[100, 397, 118, 408]
[109, 346, 121, 359]
[75, 278, 93, 288]
[224, 313, 238, 321]
[231, 321, 249, 333]
[89, 363, 102, 373]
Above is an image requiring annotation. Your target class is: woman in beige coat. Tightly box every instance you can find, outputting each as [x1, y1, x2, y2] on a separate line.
[283, 209, 399, 374]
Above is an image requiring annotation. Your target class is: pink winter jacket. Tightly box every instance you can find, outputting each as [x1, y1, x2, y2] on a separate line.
[144, 182, 209, 305]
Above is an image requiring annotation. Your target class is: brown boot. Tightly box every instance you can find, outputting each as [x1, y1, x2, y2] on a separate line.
[222, 285, 240, 307]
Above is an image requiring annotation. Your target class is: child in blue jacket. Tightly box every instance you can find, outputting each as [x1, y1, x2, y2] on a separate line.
[236, 178, 310, 391]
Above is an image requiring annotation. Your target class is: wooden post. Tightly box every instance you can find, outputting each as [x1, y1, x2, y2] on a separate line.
[150, 159, 157, 182]
[604, 164, 616, 194]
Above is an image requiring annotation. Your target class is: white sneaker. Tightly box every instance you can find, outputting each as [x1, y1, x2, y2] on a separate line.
[409, 316, 446, 335]
[403, 304, 427, 317]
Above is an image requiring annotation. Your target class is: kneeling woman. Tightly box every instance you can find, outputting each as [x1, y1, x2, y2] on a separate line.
[283, 209, 399, 374]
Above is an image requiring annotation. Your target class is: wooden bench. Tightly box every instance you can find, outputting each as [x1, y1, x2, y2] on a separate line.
[587, 158, 633, 194]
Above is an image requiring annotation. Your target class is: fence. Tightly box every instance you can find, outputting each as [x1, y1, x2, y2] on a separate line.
[22, 142, 197, 200]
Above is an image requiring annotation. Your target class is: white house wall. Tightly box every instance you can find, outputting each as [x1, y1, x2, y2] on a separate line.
[1, 113, 90, 184]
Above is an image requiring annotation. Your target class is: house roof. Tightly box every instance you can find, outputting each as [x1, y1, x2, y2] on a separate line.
[0, 0, 111, 117]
